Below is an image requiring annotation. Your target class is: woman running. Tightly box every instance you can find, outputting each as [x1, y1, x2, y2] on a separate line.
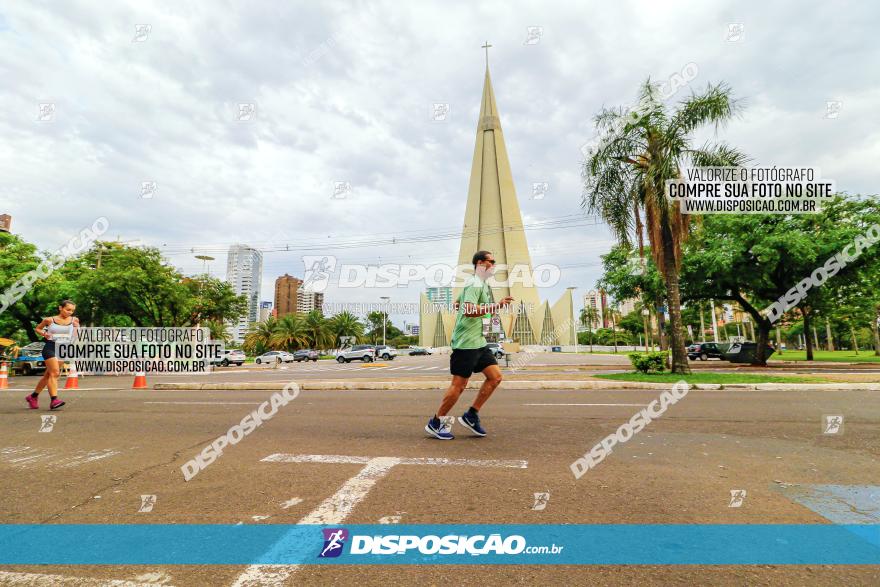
[27, 300, 79, 410]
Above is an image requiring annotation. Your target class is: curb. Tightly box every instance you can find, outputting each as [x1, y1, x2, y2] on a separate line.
[152, 380, 880, 392]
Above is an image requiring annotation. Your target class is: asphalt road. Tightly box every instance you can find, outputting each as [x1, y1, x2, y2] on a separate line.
[1, 376, 878, 585]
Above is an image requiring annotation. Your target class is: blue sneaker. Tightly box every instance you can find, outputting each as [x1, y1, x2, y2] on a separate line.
[458, 410, 486, 437]
[425, 416, 454, 440]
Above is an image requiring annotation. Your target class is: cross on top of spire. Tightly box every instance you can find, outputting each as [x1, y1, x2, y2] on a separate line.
[481, 41, 492, 69]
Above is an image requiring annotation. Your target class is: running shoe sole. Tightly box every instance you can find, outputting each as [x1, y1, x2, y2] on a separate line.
[424, 424, 454, 440]
[458, 416, 486, 437]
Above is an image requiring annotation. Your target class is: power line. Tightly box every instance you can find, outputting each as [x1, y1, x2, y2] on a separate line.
[157, 215, 606, 257]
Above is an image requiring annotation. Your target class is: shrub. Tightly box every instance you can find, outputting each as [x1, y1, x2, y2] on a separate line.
[628, 351, 668, 373]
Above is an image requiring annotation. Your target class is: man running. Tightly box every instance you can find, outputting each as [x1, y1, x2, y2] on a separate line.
[425, 251, 513, 440]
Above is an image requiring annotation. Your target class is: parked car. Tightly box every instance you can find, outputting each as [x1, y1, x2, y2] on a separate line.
[211, 349, 246, 367]
[374, 345, 398, 360]
[255, 351, 294, 364]
[486, 342, 505, 359]
[687, 342, 725, 361]
[408, 347, 432, 356]
[293, 349, 319, 362]
[11, 342, 46, 375]
[336, 345, 376, 363]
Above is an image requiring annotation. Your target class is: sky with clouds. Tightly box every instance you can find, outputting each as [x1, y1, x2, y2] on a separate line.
[2, 0, 877, 327]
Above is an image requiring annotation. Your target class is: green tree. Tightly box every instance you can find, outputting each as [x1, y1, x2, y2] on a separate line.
[583, 79, 747, 373]
[580, 305, 598, 352]
[0, 232, 73, 340]
[328, 311, 364, 347]
[270, 314, 309, 351]
[243, 316, 277, 355]
[680, 196, 880, 362]
[303, 310, 333, 349]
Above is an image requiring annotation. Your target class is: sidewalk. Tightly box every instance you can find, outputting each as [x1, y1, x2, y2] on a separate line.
[155, 379, 880, 392]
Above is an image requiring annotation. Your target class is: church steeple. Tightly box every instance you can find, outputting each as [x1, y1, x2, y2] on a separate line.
[455, 57, 541, 341]
[419, 53, 575, 349]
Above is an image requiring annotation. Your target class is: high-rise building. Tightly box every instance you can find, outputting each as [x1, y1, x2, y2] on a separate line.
[617, 297, 638, 317]
[583, 290, 609, 330]
[418, 60, 574, 347]
[0, 214, 10, 233]
[297, 289, 324, 314]
[274, 274, 302, 317]
[426, 286, 453, 309]
[226, 244, 263, 342]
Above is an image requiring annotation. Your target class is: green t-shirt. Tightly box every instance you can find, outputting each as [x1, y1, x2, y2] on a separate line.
[450, 276, 492, 349]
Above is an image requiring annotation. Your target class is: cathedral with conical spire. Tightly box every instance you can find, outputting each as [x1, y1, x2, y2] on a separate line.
[419, 51, 575, 348]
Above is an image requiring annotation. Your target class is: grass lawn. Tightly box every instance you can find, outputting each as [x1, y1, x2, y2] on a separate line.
[770, 350, 880, 363]
[594, 372, 827, 384]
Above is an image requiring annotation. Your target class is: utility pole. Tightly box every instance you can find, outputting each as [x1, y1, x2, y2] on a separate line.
[380, 296, 390, 347]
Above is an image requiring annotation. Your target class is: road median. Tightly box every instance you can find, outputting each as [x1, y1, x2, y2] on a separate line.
[153, 380, 880, 392]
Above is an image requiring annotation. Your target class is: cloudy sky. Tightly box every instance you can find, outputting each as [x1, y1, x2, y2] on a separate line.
[2, 1, 877, 326]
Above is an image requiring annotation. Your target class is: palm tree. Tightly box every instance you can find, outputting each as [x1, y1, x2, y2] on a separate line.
[582, 79, 747, 374]
[580, 306, 598, 352]
[243, 316, 277, 355]
[303, 310, 333, 350]
[204, 319, 232, 345]
[328, 311, 364, 347]
[270, 314, 309, 351]
[607, 305, 620, 353]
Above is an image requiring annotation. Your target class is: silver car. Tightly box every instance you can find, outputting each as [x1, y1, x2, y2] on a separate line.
[336, 345, 376, 363]
[255, 351, 293, 364]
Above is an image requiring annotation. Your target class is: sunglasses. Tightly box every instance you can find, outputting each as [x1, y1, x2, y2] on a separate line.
[484, 259, 496, 265]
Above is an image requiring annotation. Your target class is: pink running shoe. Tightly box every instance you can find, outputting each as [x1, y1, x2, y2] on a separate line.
[26, 394, 39, 409]
[50, 398, 65, 410]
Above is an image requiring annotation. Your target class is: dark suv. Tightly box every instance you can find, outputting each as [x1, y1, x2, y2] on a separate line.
[687, 342, 724, 361]
[293, 349, 319, 362]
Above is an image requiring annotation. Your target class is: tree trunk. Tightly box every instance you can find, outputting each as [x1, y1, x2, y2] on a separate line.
[660, 229, 690, 375]
[642, 310, 650, 352]
[657, 309, 668, 351]
[802, 307, 814, 361]
[825, 319, 835, 351]
[754, 319, 772, 365]
[871, 312, 880, 356]
[812, 327, 820, 350]
[731, 293, 771, 366]
[611, 312, 618, 353]
[776, 326, 783, 355]
[850, 324, 859, 355]
[699, 303, 706, 341]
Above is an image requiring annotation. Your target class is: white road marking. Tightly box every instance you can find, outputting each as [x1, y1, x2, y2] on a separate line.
[1, 446, 119, 469]
[233, 453, 528, 586]
[280, 497, 303, 509]
[523, 403, 648, 407]
[261, 454, 529, 468]
[143, 402, 261, 405]
[0, 571, 174, 586]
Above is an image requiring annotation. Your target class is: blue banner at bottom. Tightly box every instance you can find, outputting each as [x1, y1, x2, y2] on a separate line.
[0, 525, 878, 565]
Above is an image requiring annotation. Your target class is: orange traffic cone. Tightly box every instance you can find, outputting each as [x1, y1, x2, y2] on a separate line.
[132, 371, 148, 389]
[0, 362, 8, 389]
[63, 363, 79, 389]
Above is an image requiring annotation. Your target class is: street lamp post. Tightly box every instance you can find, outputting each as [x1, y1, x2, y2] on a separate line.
[380, 296, 390, 346]
[566, 286, 577, 354]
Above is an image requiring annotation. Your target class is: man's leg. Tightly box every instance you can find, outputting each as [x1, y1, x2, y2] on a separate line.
[471, 364, 502, 410]
[437, 375, 470, 416]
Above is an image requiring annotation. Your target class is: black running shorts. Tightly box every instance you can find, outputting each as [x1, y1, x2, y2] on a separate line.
[41, 341, 56, 360]
[450, 346, 498, 378]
